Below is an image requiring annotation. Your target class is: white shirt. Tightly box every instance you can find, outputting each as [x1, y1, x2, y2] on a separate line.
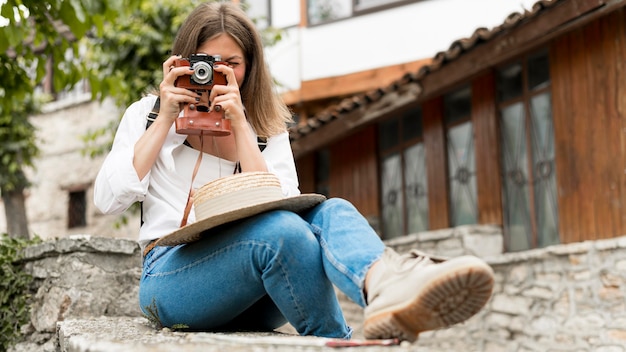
[93, 95, 300, 248]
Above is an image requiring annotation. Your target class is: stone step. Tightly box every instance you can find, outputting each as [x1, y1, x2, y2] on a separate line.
[57, 317, 418, 352]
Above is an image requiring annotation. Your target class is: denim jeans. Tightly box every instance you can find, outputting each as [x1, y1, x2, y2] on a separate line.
[139, 198, 385, 338]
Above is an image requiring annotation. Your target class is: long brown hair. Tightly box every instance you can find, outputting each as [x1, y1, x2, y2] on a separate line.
[172, 2, 291, 138]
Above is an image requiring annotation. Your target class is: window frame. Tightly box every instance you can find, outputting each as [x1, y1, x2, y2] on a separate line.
[378, 107, 427, 239]
[67, 189, 87, 229]
[306, 0, 422, 26]
[496, 48, 558, 251]
[443, 85, 478, 227]
[242, 0, 273, 28]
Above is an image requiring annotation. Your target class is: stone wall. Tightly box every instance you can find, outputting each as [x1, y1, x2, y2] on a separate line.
[11, 227, 626, 351]
[14, 235, 142, 352]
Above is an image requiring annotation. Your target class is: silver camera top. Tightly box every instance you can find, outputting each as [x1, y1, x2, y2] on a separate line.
[189, 54, 222, 85]
[192, 61, 213, 84]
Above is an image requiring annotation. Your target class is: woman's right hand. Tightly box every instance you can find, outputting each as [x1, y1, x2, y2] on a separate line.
[158, 55, 199, 123]
[132, 56, 199, 180]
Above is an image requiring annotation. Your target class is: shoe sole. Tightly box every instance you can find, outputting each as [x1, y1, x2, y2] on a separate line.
[363, 256, 494, 342]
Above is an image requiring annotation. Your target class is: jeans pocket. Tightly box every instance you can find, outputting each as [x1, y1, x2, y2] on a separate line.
[142, 245, 173, 276]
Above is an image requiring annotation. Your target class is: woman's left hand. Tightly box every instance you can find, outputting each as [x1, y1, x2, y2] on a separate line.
[209, 64, 246, 129]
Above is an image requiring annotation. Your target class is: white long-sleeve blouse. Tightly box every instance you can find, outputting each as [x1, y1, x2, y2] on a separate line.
[93, 94, 300, 248]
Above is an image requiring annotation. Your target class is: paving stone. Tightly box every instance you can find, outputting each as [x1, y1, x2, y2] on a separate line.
[57, 317, 420, 352]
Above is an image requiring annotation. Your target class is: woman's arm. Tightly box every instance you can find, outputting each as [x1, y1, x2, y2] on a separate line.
[134, 56, 205, 179]
[95, 56, 201, 214]
[93, 98, 153, 214]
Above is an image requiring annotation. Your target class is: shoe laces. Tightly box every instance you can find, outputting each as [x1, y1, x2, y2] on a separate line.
[384, 248, 447, 272]
[365, 249, 449, 305]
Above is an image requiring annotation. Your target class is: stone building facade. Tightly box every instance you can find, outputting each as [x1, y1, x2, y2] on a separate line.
[0, 94, 139, 241]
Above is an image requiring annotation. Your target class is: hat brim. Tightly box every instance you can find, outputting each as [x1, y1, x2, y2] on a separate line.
[155, 194, 326, 246]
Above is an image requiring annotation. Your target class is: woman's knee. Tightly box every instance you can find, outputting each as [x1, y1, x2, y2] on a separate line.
[238, 210, 322, 272]
[305, 197, 361, 222]
[247, 210, 318, 249]
[320, 198, 355, 211]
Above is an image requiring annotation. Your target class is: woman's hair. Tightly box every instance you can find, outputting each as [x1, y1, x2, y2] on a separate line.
[172, 2, 292, 138]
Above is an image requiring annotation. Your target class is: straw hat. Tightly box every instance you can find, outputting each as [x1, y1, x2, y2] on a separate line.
[155, 172, 326, 246]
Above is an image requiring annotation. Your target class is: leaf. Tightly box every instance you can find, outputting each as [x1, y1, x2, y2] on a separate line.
[69, 0, 86, 23]
[59, 0, 87, 38]
[0, 2, 15, 24]
[0, 34, 7, 56]
[0, 234, 38, 350]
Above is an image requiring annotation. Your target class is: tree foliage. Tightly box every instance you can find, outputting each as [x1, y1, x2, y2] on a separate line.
[0, 233, 40, 350]
[0, 0, 140, 192]
[0, 0, 282, 235]
[87, 0, 203, 106]
[81, 0, 207, 157]
[79, 0, 282, 157]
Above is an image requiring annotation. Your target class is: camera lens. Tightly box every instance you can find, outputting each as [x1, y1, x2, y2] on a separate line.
[192, 61, 212, 85]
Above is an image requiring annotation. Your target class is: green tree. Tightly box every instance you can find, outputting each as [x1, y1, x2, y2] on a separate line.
[0, 0, 199, 238]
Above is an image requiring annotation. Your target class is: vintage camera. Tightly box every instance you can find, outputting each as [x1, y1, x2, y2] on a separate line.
[173, 54, 230, 136]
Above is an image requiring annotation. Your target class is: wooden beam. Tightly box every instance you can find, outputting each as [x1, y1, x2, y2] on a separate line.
[300, 0, 308, 27]
[471, 71, 503, 226]
[282, 58, 430, 105]
[551, 9, 626, 242]
[422, 97, 450, 229]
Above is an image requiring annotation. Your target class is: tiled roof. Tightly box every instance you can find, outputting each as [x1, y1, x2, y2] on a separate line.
[289, 0, 562, 141]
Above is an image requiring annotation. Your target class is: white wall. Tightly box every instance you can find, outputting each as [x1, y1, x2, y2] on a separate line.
[266, 0, 539, 94]
[270, 0, 300, 28]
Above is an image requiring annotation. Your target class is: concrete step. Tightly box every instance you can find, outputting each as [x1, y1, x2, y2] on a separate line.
[57, 317, 419, 352]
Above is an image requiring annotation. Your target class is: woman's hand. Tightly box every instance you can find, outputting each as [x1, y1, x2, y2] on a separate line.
[132, 56, 201, 180]
[209, 64, 247, 129]
[158, 55, 201, 123]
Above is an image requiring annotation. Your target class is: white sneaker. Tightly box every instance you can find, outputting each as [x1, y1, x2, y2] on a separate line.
[364, 248, 494, 342]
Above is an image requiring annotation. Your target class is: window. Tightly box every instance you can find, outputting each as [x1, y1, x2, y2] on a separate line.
[307, 0, 415, 25]
[243, 0, 302, 29]
[497, 49, 559, 252]
[242, 0, 271, 28]
[444, 86, 477, 226]
[35, 56, 90, 102]
[315, 149, 330, 196]
[355, 0, 406, 11]
[379, 108, 428, 239]
[68, 190, 87, 228]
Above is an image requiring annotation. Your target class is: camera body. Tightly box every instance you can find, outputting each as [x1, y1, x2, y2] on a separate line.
[173, 54, 230, 136]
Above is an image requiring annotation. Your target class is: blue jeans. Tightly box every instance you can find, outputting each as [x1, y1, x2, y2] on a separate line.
[139, 198, 385, 338]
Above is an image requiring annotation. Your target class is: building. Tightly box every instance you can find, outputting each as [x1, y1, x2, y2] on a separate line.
[261, 0, 626, 252]
[11, 93, 137, 240]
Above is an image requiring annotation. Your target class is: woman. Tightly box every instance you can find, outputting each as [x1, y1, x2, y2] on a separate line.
[94, 2, 494, 342]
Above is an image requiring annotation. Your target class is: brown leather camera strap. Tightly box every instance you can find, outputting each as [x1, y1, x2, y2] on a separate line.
[179, 134, 204, 228]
